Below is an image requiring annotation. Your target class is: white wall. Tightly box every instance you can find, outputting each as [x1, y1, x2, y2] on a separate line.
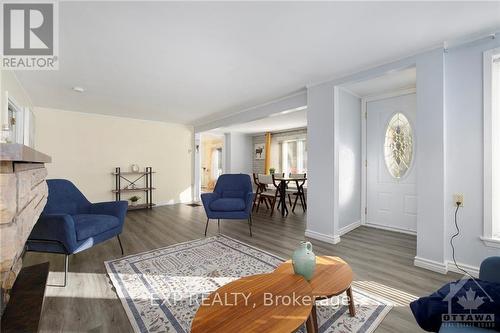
[225, 132, 253, 175]
[338, 89, 362, 231]
[34, 107, 193, 205]
[306, 83, 339, 243]
[194, 132, 201, 200]
[444, 37, 500, 269]
[306, 37, 500, 273]
[414, 49, 447, 271]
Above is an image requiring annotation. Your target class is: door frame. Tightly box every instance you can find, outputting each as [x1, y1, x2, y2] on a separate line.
[360, 87, 417, 225]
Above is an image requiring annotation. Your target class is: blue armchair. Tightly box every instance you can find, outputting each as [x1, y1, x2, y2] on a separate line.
[439, 256, 500, 333]
[201, 174, 254, 237]
[26, 179, 128, 286]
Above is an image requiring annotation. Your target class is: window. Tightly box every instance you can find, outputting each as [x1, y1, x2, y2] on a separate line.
[483, 47, 500, 247]
[384, 113, 413, 179]
[280, 139, 307, 174]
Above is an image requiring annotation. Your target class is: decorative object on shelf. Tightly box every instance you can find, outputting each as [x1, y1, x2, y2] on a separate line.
[113, 167, 155, 210]
[129, 196, 140, 206]
[292, 241, 316, 281]
[131, 164, 140, 173]
[269, 167, 276, 174]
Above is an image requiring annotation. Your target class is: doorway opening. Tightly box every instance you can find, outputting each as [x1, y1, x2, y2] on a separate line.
[193, 106, 308, 219]
[199, 133, 224, 193]
[337, 66, 417, 236]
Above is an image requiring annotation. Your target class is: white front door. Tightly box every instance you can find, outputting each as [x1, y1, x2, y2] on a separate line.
[366, 92, 417, 233]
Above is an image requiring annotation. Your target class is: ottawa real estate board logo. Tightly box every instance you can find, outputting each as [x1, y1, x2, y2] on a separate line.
[1, 1, 58, 70]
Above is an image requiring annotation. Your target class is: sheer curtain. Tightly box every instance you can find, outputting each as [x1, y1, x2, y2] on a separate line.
[280, 139, 307, 174]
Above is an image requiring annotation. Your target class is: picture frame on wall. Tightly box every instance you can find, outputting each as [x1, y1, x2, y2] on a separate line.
[254, 143, 265, 160]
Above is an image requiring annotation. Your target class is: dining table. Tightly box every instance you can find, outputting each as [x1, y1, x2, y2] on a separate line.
[273, 175, 307, 217]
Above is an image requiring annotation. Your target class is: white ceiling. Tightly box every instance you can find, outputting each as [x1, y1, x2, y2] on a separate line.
[209, 109, 307, 135]
[15, 2, 500, 124]
[343, 67, 416, 97]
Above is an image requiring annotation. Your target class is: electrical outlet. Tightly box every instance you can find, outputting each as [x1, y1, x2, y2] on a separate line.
[453, 193, 464, 207]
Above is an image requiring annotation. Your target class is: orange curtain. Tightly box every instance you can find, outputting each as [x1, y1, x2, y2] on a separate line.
[264, 132, 271, 174]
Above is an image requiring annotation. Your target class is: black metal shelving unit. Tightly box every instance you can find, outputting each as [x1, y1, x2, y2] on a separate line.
[112, 167, 155, 210]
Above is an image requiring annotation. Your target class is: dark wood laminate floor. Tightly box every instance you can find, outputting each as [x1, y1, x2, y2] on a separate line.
[23, 204, 459, 333]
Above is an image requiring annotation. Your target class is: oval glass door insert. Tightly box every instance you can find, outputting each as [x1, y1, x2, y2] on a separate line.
[384, 113, 413, 179]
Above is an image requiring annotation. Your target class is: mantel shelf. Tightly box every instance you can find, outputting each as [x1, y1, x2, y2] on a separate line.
[112, 187, 156, 193]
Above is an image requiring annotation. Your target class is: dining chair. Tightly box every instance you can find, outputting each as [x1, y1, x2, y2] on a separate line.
[252, 173, 269, 211]
[289, 173, 307, 212]
[271, 173, 289, 216]
[256, 174, 283, 216]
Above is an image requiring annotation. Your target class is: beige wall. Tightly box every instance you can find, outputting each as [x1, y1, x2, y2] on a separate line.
[34, 107, 193, 205]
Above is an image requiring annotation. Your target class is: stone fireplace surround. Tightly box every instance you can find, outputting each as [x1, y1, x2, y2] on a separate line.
[0, 143, 51, 314]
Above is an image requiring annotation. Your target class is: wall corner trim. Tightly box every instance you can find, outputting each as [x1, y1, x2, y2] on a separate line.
[339, 221, 361, 236]
[305, 230, 341, 244]
[414, 256, 448, 274]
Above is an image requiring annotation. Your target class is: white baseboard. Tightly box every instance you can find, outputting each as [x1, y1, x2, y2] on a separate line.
[155, 200, 194, 207]
[446, 261, 480, 278]
[339, 220, 361, 236]
[305, 229, 341, 244]
[364, 222, 417, 235]
[414, 256, 448, 274]
[155, 201, 175, 207]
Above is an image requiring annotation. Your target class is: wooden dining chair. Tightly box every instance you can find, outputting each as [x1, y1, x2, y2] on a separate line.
[256, 174, 283, 216]
[289, 173, 307, 212]
[271, 173, 289, 216]
[252, 173, 270, 211]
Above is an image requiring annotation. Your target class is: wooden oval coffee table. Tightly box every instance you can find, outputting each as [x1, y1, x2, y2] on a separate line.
[274, 256, 355, 331]
[191, 273, 314, 333]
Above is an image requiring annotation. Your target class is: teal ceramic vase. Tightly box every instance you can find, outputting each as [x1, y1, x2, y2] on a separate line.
[292, 241, 316, 281]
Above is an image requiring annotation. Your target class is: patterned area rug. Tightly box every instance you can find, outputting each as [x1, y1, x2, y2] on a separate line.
[105, 235, 392, 333]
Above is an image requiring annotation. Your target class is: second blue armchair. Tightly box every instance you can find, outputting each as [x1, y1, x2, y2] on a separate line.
[26, 179, 128, 286]
[201, 174, 254, 236]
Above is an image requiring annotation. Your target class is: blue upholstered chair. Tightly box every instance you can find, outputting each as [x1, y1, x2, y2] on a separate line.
[26, 179, 128, 286]
[439, 256, 500, 333]
[201, 174, 253, 237]
[479, 256, 500, 283]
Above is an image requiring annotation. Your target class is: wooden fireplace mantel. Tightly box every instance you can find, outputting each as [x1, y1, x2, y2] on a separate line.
[0, 143, 51, 164]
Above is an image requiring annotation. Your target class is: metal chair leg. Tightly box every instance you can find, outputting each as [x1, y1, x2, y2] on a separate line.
[204, 218, 209, 236]
[117, 235, 124, 255]
[63, 254, 69, 287]
[248, 216, 253, 237]
[218, 219, 221, 233]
